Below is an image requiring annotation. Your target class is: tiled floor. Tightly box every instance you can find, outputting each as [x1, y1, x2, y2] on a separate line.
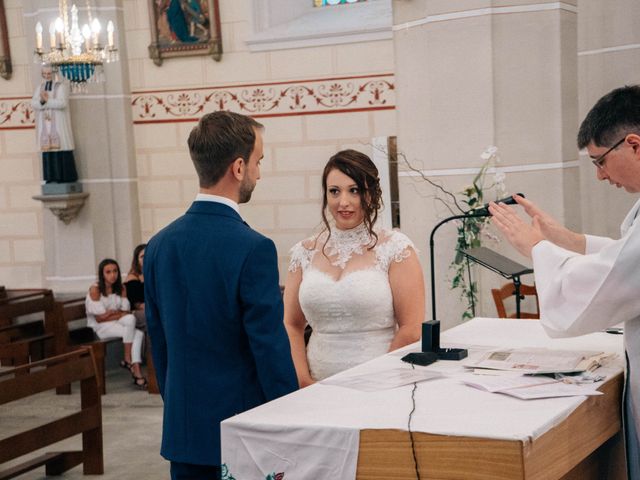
[1, 367, 170, 479]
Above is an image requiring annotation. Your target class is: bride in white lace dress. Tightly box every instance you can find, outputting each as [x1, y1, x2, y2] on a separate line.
[284, 149, 425, 387]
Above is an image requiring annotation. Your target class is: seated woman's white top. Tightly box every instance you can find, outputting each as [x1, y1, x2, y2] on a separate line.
[289, 223, 415, 381]
[85, 290, 131, 329]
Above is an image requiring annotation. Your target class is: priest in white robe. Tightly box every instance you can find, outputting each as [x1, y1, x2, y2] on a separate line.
[489, 85, 640, 480]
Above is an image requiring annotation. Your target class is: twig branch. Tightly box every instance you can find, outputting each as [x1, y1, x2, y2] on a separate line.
[398, 151, 466, 214]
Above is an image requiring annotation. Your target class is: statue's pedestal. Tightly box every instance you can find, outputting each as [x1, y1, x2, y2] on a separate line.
[41, 182, 83, 195]
[32, 192, 89, 225]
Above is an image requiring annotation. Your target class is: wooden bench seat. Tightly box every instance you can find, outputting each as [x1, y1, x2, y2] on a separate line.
[49, 298, 120, 395]
[50, 297, 159, 395]
[0, 348, 104, 479]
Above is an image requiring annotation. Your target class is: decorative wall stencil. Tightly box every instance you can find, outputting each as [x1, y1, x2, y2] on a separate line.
[0, 97, 34, 130]
[148, 0, 223, 66]
[131, 73, 395, 123]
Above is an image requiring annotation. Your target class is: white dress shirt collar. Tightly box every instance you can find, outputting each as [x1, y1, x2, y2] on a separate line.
[195, 193, 240, 214]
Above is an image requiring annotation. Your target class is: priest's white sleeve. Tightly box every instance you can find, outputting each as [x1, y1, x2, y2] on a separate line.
[584, 234, 616, 253]
[531, 221, 640, 338]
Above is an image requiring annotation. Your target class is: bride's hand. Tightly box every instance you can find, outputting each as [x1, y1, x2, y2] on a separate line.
[299, 377, 316, 388]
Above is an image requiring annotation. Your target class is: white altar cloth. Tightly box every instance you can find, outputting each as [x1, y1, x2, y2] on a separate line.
[221, 318, 624, 480]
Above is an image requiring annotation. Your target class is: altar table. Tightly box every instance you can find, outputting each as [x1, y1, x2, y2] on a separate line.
[221, 318, 626, 480]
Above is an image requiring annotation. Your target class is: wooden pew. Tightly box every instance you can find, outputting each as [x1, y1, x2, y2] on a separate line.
[0, 289, 54, 327]
[0, 348, 104, 479]
[48, 298, 118, 395]
[0, 323, 53, 368]
[0, 289, 56, 368]
[50, 298, 159, 395]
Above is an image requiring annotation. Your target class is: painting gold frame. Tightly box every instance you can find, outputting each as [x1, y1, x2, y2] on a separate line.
[0, 0, 11, 80]
[148, 0, 222, 66]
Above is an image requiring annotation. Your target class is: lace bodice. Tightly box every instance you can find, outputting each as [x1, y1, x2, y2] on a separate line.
[288, 224, 417, 380]
[289, 224, 415, 274]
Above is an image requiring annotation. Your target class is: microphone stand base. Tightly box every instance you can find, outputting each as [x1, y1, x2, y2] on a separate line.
[422, 320, 469, 361]
[436, 348, 468, 361]
[401, 352, 438, 366]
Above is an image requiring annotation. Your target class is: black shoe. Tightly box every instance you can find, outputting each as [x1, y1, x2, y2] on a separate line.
[132, 375, 148, 390]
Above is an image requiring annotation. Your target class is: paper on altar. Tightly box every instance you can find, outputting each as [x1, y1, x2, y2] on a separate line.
[320, 367, 444, 391]
[466, 348, 613, 374]
[502, 382, 603, 400]
[459, 373, 603, 399]
[460, 373, 557, 392]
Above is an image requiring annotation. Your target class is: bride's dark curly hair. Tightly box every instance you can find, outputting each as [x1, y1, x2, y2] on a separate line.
[320, 149, 383, 254]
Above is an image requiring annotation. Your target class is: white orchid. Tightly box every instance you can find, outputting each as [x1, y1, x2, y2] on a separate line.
[480, 145, 498, 160]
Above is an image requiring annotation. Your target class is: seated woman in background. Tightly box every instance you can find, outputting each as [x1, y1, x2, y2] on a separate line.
[284, 149, 425, 387]
[86, 258, 147, 389]
[124, 244, 146, 329]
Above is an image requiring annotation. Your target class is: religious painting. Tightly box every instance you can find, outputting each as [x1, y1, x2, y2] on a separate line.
[0, 0, 12, 80]
[148, 0, 222, 66]
[314, 0, 367, 5]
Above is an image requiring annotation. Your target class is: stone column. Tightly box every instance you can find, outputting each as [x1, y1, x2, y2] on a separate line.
[392, 0, 578, 328]
[24, 0, 140, 293]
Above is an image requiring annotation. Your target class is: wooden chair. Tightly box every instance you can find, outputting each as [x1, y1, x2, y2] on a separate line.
[0, 348, 104, 479]
[491, 282, 540, 319]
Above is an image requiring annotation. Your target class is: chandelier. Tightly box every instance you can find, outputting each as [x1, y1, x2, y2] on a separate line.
[33, 0, 118, 92]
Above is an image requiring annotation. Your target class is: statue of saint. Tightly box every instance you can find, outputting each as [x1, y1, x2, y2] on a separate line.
[31, 65, 78, 184]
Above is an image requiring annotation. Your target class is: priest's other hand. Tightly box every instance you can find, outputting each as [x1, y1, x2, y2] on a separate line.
[513, 195, 586, 254]
[488, 201, 544, 258]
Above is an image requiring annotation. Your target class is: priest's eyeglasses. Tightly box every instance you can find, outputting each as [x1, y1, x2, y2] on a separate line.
[592, 137, 626, 169]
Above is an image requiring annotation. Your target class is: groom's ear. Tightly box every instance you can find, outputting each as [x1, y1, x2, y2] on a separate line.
[628, 134, 640, 158]
[230, 157, 245, 181]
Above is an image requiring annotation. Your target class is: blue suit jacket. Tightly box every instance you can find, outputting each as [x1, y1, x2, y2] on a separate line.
[144, 201, 298, 466]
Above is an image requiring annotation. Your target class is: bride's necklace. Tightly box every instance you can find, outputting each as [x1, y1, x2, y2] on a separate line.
[325, 223, 373, 269]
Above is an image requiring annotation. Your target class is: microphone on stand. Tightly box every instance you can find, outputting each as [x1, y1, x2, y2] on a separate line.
[402, 193, 525, 366]
[423, 193, 525, 360]
[468, 193, 523, 216]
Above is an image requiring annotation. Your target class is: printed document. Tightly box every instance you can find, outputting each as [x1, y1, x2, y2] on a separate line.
[465, 348, 613, 374]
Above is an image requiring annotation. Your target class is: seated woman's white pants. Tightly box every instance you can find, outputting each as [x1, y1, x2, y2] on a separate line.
[93, 314, 144, 364]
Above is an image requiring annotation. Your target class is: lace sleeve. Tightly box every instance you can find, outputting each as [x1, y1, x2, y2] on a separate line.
[288, 241, 314, 273]
[375, 230, 418, 271]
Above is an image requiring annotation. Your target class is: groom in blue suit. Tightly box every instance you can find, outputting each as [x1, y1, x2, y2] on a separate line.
[144, 111, 298, 480]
